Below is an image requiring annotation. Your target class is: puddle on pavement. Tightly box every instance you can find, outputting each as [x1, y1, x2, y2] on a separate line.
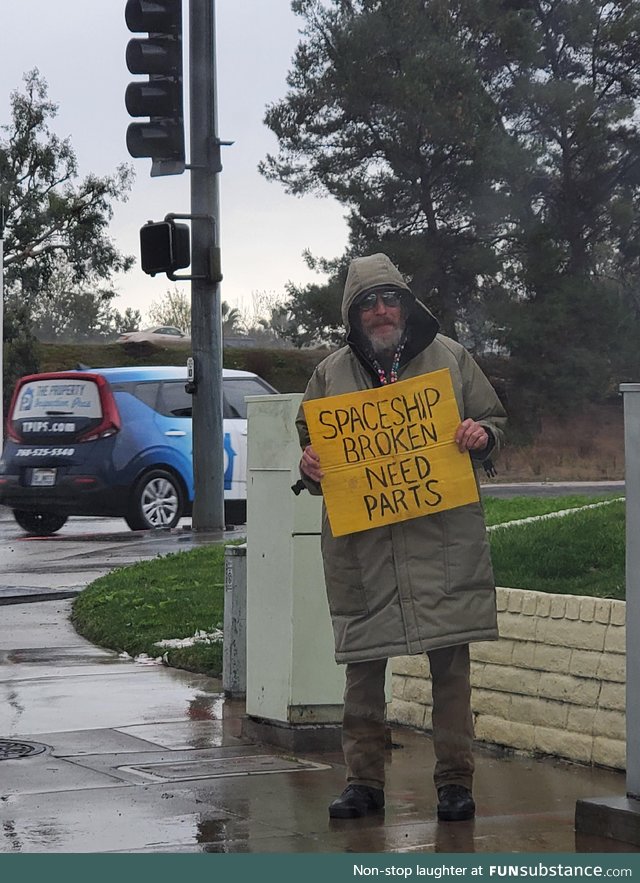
[6, 647, 122, 666]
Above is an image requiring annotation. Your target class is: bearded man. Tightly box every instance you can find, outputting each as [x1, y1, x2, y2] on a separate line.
[296, 253, 507, 821]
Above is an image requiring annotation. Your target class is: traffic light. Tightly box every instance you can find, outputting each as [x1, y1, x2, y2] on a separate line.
[125, 0, 185, 176]
[140, 219, 190, 276]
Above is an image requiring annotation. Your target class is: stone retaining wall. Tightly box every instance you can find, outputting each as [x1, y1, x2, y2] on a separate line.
[389, 587, 626, 770]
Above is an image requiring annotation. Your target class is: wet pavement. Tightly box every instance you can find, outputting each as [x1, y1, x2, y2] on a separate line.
[0, 500, 636, 854]
[0, 512, 245, 605]
[481, 481, 625, 498]
[0, 592, 638, 854]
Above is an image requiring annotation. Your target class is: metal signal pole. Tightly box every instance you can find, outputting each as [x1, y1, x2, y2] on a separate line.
[125, 0, 225, 530]
[189, 0, 225, 531]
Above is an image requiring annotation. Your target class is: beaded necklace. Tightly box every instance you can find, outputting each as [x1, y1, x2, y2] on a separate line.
[369, 335, 407, 385]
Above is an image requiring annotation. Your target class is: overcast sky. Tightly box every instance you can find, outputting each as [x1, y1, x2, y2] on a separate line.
[1, 0, 349, 322]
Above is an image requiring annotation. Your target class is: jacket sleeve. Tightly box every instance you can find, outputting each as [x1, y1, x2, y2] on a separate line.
[458, 347, 507, 464]
[294, 363, 326, 496]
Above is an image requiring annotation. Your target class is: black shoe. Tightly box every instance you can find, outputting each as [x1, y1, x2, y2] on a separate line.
[437, 784, 475, 821]
[328, 784, 385, 819]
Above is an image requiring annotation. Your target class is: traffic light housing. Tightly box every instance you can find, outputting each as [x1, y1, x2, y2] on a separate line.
[125, 0, 185, 176]
[140, 219, 190, 276]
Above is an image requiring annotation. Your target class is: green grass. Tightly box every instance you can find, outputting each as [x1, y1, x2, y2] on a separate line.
[489, 499, 625, 599]
[482, 493, 622, 526]
[71, 544, 229, 676]
[71, 494, 626, 679]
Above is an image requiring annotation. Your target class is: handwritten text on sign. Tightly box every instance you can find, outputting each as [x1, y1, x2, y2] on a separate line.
[303, 369, 479, 536]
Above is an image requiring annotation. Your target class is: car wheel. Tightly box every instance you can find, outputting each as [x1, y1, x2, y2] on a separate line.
[13, 510, 69, 536]
[125, 469, 184, 531]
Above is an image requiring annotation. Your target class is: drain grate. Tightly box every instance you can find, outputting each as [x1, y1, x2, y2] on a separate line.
[0, 739, 48, 760]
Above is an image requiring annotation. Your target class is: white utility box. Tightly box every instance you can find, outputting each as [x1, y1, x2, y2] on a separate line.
[244, 393, 345, 733]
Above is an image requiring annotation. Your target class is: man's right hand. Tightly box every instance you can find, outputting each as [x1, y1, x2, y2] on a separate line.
[300, 444, 324, 483]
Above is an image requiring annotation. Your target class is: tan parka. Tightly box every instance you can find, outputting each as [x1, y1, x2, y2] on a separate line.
[297, 254, 507, 664]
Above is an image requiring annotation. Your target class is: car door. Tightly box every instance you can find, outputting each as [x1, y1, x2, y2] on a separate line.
[154, 379, 248, 503]
[222, 377, 277, 500]
[152, 380, 194, 497]
[222, 382, 247, 501]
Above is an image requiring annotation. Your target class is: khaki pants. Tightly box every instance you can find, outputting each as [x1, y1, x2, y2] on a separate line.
[342, 644, 474, 791]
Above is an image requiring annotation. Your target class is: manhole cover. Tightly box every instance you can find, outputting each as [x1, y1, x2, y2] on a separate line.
[0, 739, 48, 760]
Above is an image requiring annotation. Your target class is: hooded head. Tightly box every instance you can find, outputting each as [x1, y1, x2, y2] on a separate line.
[343, 254, 439, 361]
[342, 254, 410, 330]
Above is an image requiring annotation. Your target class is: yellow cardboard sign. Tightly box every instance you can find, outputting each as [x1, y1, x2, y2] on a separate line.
[303, 368, 479, 537]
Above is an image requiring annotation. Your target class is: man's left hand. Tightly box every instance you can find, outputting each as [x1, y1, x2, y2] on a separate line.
[455, 419, 489, 453]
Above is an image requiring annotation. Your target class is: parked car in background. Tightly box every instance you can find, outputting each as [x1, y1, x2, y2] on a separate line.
[0, 366, 278, 535]
[117, 326, 191, 345]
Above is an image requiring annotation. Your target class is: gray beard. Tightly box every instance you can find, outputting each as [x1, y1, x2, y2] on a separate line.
[366, 326, 404, 356]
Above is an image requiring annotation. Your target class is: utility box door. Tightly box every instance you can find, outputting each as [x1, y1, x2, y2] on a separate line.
[245, 394, 345, 724]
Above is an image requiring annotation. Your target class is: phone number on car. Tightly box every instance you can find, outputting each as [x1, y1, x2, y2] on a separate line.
[16, 448, 76, 457]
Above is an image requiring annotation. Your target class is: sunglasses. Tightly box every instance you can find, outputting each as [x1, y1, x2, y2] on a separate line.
[357, 289, 403, 311]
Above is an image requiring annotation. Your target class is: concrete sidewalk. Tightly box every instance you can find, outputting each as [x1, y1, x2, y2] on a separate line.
[0, 597, 637, 854]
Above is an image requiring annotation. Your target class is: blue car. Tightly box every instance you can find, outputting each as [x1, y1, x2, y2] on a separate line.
[0, 365, 278, 535]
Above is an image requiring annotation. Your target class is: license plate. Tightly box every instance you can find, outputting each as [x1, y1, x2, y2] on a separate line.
[31, 468, 57, 487]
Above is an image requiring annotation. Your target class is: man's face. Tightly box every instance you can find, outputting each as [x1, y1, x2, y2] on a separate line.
[357, 289, 406, 354]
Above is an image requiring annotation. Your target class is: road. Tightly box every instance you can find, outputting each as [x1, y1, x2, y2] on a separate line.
[0, 512, 244, 605]
[480, 480, 624, 498]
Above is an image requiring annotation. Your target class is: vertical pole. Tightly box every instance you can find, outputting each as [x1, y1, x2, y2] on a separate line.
[189, 0, 225, 530]
[223, 543, 247, 696]
[621, 383, 640, 797]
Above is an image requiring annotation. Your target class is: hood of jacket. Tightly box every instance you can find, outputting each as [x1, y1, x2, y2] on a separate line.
[342, 254, 440, 370]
